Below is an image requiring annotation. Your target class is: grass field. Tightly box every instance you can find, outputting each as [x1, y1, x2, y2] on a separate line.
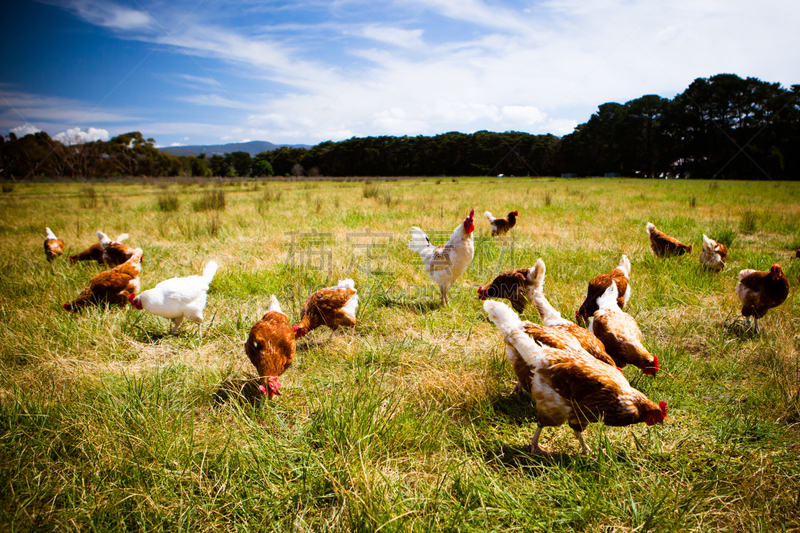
[1, 177, 799, 532]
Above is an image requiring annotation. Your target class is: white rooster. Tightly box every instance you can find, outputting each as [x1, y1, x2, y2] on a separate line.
[409, 209, 475, 304]
[129, 260, 218, 335]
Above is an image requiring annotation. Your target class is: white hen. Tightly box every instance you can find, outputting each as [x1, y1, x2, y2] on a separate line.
[129, 260, 218, 335]
[408, 209, 475, 304]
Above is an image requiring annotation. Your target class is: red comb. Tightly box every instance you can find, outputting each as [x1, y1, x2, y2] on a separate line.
[659, 401, 668, 418]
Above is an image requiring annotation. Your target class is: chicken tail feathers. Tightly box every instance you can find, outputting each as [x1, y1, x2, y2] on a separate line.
[529, 258, 546, 292]
[337, 278, 356, 291]
[596, 281, 620, 311]
[483, 211, 495, 223]
[485, 300, 546, 369]
[408, 227, 433, 255]
[116, 233, 130, 243]
[97, 230, 112, 247]
[202, 260, 219, 283]
[46, 227, 58, 240]
[267, 294, 282, 314]
[617, 254, 631, 278]
[646, 222, 656, 235]
[702, 234, 714, 251]
[484, 299, 524, 337]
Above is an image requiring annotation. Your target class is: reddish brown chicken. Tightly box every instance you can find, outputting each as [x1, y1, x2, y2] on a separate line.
[44, 228, 65, 262]
[293, 279, 359, 338]
[69, 243, 105, 264]
[63, 248, 143, 312]
[588, 282, 659, 376]
[699, 234, 728, 273]
[69, 232, 132, 265]
[484, 210, 519, 237]
[477, 267, 535, 312]
[97, 231, 138, 266]
[736, 265, 790, 333]
[245, 295, 296, 399]
[646, 222, 693, 257]
[528, 258, 616, 367]
[485, 300, 667, 455]
[576, 255, 631, 322]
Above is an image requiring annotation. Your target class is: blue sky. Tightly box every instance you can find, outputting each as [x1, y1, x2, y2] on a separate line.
[2, 0, 799, 147]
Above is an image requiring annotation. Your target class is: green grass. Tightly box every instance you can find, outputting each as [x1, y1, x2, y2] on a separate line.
[1, 178, 799, 531]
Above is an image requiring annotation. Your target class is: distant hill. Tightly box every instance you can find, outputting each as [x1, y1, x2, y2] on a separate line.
[159, 140, 311, 157]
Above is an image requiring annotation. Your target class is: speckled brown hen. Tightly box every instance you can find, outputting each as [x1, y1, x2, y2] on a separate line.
[245, 295, 296, 399]
[44, 228, 65, 262]
[646, 222, 692, 257]
[576, 255, 631, 322]
[588, 282, 659, 376]
[699, 234, 728, 273]
[97, 231, 138, 266]
[485, 299, 668, 455]
[70, 232, 129, 265]
[293, 279, 359, 338]
[528, 258, 616, 368]
[736, 265, 789, 333]
[484, 210, 519, 237]
[477, 267, 535, 312]
[63, 248, 143, 312]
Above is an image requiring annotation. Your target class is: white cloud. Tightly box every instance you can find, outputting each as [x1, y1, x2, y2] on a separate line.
[10, 124, 41, 136]
[0, 88, 132, 134]
[54, 127, 110, 145]
[29, 0, 800, 147]
[360, 26, 425, 49]
[53, 0, 153, 30]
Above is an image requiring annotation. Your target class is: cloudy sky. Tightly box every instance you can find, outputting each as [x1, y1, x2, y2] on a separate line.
[2, 0, 799, 147]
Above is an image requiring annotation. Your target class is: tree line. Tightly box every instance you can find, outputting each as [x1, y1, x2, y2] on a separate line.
[2, 73, 799, 180]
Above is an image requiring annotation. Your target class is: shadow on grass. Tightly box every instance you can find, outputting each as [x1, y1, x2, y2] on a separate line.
[213, 377, 265, 406]
[486, 444, 577, 472]
[125, 324, 170, 344]
[723, 316, 759, 340]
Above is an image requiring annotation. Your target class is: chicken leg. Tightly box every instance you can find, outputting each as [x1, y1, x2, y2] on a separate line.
[573, 428, 591, 456]
[170, 316, 184, 335]
[530, 426, 550, 454]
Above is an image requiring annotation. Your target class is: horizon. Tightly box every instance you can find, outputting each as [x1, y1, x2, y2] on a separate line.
[3, 1, 799, 148]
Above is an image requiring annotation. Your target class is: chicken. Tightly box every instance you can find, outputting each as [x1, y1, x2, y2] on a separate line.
[484, 210, 519, 237]
[484, 299, 668, 455]
[293, 279, 359, 338]
[477, 267, 536, 312]
[735, 265, 789, 333]
[646, 222, 693, 256]
[699, 234, 728, 273]
[576, 255, 631, 322]
[409, 209, 475, 304]
[588, 282, 659, 375]
[528, 258, 616, 367]
[245, 295, 295, 399]
[69, 232, 129, 265]
[44, 227, 65, 262]
[63, 248, 143, 312]
[97, 231, 138, 266]
[128, 260, 218, 335]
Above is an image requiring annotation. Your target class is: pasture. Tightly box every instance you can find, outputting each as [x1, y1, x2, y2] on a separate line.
[1, 177, 799, 532]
